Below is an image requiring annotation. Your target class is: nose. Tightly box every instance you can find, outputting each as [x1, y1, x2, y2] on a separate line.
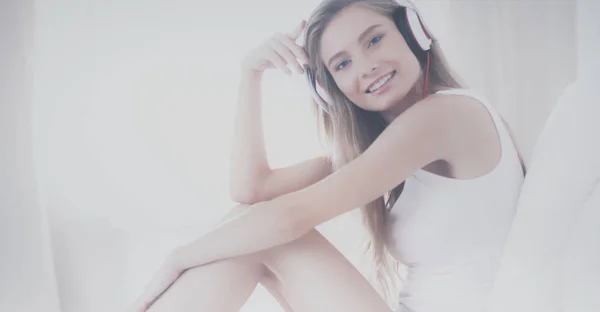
[361, 62, 379, 78]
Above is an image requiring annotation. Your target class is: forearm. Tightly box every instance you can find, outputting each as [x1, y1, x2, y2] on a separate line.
[174, 195, 306, 269]
[228, 68, 271, 202]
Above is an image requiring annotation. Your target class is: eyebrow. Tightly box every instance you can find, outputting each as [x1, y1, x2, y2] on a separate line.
[326, 24, 383, 69]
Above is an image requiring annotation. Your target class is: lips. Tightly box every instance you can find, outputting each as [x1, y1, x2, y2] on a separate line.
[365, 70, 397, 94]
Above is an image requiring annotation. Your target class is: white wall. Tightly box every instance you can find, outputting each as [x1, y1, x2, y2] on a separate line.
[0, 1, 61, 311]
[577, 0, 600, 78]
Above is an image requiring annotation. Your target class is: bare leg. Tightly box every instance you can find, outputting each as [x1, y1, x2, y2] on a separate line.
[146, 204, 293, 312]
[260, 229, 392, 312]
[146, 251, 293, 312]
[147, 205, 392, 312]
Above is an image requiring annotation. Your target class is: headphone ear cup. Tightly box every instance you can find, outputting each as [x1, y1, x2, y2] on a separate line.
[315, 79, 332, 104]
[393, 6, 432, 55]
[304, 65, 331, 113]
[405, 8, 432, 51]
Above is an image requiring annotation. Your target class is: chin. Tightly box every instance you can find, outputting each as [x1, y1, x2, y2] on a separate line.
[371, 91, 410, 110]
[357, 100, 394, 113]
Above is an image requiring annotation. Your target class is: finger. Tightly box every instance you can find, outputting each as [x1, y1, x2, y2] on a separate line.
[275, 33, 309, 64]
[287, 20, 306, 40]
[269, 37, 304, 74]
[262, 45, 291, 75]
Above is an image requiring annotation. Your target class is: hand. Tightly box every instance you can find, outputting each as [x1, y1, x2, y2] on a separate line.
[242, 20, 309, 76]
[125, 252, 185, 312]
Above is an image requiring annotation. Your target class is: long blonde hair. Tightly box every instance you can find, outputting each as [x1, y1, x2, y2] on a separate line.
[303, 0, 464, 301]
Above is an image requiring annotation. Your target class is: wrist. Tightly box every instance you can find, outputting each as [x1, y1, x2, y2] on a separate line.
[240, 65, 264, 80]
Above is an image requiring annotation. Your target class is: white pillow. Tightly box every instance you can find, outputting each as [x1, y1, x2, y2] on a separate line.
[489, 73, 600, 312]
[563, 186, 600, 312]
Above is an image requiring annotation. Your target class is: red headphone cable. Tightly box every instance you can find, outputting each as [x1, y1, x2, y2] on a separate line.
[423, 51, 430, 98]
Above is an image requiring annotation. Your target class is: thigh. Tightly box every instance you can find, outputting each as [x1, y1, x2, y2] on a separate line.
[261, 229, 393, 312]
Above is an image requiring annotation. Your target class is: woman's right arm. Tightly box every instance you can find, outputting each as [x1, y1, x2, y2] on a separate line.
[228, 21, 332, 204]
[228, 69, 270, 203]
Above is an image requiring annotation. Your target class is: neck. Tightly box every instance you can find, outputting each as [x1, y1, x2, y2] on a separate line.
[380, 83, 455, 124]
[380, 86, 424, 124]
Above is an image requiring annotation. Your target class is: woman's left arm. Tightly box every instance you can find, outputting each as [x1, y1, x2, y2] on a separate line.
[174, 96, 461, 269]
[131, 97, 463, 310]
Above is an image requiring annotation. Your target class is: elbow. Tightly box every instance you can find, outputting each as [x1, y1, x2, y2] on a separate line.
[229, 171, 270, 204]
[229, 185, 261, 204]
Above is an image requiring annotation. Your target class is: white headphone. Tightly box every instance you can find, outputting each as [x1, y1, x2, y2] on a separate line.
[401, 0, 432, 51]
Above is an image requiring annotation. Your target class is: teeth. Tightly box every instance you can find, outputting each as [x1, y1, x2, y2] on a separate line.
[368, 72, 394, 93]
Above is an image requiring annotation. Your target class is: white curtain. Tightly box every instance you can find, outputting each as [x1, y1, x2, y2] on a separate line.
[1, 0, 593, 311]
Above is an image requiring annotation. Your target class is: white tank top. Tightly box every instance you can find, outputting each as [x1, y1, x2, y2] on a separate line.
[386, 89, 525, 312]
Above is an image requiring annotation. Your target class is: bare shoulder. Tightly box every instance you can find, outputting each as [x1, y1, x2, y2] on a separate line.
[416, 92, 495, 133]
[388, 92, 481, 141]
[388, 92, 497, 161]
[419, 91, 508, 175]
[395, 92, 481, 124]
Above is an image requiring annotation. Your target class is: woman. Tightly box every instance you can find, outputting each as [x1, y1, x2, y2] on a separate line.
[127, 0, 526, 311]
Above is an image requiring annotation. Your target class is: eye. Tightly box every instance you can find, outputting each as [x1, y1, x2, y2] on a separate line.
[335, 59, 350, 71]
[368, 35, 383, 47]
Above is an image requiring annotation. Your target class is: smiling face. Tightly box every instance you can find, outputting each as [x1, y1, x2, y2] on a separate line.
[319, 4, 423, 115]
